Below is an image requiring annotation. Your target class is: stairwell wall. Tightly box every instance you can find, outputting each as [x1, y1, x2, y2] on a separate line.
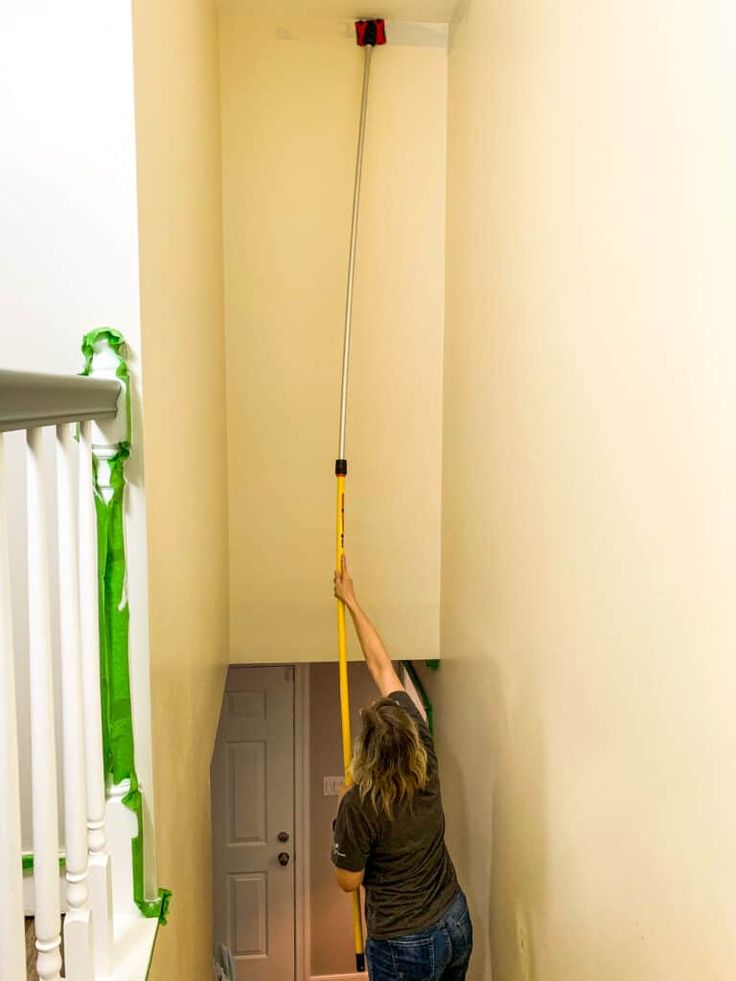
[219, 16, 447, 665]
[426, 0, 736, 978]
[131, 0, 229, 977]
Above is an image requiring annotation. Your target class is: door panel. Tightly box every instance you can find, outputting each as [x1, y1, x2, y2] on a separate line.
[229, 741, 267, 844]
[230, 873, 267, 956]
[212, 666, 295, 981]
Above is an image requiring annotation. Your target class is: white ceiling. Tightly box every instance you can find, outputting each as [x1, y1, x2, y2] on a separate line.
[217, 0, 457, 24]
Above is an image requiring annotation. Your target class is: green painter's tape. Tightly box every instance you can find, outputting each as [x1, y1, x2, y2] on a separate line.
[94, 448, 135, 784]
[157, 888, 173, 925]
[94, 448, 133, 783]
[81, 327, 131, 443]
[22, 854, 65, 873]
[402, 660, 435, 734]
[81, 329, 171, 924]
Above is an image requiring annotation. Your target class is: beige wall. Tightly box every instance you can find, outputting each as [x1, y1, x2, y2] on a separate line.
[220, 16, 447, 664]
[426, 0, 736, 979]
[309, 662, 375, 976]
[131, 1, 229, 977]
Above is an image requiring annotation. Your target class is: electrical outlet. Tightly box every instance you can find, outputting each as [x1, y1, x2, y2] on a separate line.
[323, 776, 344, 797]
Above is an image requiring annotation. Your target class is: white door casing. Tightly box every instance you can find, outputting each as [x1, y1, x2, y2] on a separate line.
[212, 665, 295, 981]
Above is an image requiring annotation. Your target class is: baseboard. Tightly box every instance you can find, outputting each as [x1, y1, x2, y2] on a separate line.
[310, 974, 366, 981]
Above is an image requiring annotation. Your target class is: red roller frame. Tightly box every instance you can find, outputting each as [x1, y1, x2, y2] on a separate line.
[355, 18, 386, 46]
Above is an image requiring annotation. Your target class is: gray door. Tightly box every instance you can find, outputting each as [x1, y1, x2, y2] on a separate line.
[212, 665, 295, 981]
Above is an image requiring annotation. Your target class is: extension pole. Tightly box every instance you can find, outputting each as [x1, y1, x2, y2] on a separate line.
[335, 20, 384, 973]
[337, 42, 373, 463]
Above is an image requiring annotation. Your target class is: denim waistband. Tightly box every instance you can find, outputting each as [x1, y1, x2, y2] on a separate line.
[437, 889, 467, 927]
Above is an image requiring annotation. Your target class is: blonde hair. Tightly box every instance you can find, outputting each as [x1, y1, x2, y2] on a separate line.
[349, 698, 428, 819]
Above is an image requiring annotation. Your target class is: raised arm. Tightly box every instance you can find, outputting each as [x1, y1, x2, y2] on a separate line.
[333, 558, 404, 697]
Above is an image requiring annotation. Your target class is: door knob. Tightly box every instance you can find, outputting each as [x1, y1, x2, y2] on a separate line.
[278, 852, 290, 867]
[277, 831, 290, 843]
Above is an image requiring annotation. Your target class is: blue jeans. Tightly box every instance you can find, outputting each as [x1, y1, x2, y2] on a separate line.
[365, 891, 473, 981]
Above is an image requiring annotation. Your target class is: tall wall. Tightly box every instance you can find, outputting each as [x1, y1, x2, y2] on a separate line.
[131, 0, 229, 976]
[427, 0, 736, 978]
[219, 16, 447, 664]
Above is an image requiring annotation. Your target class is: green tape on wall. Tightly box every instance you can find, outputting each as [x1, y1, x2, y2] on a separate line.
[22, 854, 66, 873]
[82, 329, 171, 924]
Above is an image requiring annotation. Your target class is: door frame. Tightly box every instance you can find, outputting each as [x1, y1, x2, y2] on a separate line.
[295, 664, 366, 981]
[223, 664, 360, 981]
[213, 664, 308, 980]
[294, 663, 310, 981]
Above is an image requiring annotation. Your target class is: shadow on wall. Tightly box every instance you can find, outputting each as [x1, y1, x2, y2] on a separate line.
[418, 639, 548, 981]
[488, 666, 547, 981]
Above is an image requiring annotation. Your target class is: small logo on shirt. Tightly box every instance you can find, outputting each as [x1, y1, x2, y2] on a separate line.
[332, 840, 347, 859]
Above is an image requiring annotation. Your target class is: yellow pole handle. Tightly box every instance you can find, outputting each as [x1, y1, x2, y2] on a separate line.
[336, 472, 366, 971]
[336, 475, 352, 771]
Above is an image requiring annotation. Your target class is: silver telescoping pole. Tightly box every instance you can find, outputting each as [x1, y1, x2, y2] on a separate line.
[337, 43, 373, 462]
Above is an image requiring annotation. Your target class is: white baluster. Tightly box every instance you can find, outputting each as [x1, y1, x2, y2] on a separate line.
[0, 435, 26, 981]
[26, 426, 62, 981]
[78, 420, 113, 975]
[56, 424, 94, 980]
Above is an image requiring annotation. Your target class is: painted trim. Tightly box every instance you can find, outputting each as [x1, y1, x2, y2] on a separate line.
[295, 664, 311, 981]
[0, 368, 120, 433]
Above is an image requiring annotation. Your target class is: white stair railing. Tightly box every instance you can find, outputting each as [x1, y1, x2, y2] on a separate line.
[56, 422, 94, 981]
[0, 360, 134, 980]
[78, 419, 114, 976]
[26, 424, 63, 981]
[0, 435, 26, 981]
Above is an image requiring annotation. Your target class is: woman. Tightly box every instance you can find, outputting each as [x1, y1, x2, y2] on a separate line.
[332, 559, 473, 981]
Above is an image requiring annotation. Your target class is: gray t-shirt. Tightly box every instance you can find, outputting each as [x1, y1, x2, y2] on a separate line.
[331, 690, 459, 939]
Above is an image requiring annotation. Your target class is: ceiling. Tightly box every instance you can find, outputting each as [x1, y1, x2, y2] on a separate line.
[216, 0, 457, 24]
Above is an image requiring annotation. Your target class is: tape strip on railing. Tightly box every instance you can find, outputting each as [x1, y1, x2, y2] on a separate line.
[81, 329, 171, 924]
